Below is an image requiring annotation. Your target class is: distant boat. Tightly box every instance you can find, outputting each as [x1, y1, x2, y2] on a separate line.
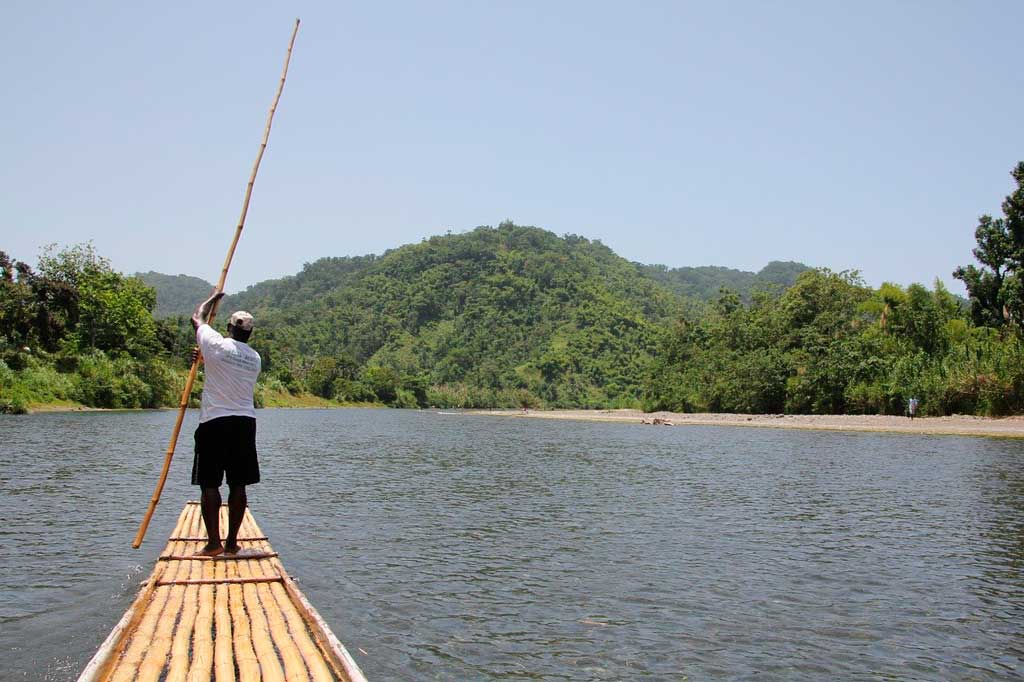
[78, 502, 367, 681]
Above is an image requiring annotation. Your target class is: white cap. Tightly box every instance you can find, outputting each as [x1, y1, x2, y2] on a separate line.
[229, 311, 254, 331]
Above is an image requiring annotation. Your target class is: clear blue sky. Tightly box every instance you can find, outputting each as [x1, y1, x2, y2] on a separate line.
[3, 1, 1021, 294]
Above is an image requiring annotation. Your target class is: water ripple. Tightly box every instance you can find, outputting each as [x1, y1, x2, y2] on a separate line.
[2, 410, 1024, 680]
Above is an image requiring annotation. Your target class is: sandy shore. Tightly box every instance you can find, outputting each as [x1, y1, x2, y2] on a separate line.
[468, 408, 1024, 439]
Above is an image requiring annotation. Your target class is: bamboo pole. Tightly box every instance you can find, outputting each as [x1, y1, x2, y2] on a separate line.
[230, 579, 261, 681]
[138, 560, 195, 682]
[214, 561, 236, 682]
[239, 559, 287, 682]
[260, 579, 311, 682]
[269, 580, 336, 682]
[132, 18, 301, 549]
[76, 565, 164, 682]
[280, 574, 368, 682]
[158, 552, 278, 562]
[185, 573, 215, 682]
[244, 516, 368, 682]
[168, 536, 269, 541]
[109, 560, 189, 682]
[166, 571, 200, 682]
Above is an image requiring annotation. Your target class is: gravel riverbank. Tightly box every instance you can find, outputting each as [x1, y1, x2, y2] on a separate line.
[468, 408, 1024, 438]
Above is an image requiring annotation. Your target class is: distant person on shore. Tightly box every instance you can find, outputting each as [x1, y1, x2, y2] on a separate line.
[908, 397, 919, 420]
[190, 292, 262, 557]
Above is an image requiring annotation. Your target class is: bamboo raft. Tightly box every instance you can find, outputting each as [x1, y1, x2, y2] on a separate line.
[79, 502, 368, 682]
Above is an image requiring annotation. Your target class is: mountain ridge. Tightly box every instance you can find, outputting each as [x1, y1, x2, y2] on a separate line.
[137, 223, 814, 407]
[139, 227, 812, 318]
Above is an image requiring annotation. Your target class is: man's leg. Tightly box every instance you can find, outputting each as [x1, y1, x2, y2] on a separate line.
[224, 484, 247, 554]
[197, 486, 224, 557]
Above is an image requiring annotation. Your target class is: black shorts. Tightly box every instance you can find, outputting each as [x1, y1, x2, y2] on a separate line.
[192, 416, 260, 488]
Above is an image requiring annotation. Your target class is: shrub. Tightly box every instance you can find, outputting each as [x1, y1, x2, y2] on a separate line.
[332, 378, 376, 403]
[70, 352, 167, 408]
[0, 394, 27, 414]
[392, 388, 419, 409]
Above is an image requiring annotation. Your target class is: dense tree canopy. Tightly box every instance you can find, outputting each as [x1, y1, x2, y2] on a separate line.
[1, 244, 182, 412]
[641, 270, 1003, 415]
[230, 223, 679, 408]
[638, 260, 810, 302]
[954, 162, 1024, 328]
[5, 166, 1024, 417]
[135, 272, 216, 318]
[4, 244, 160, 357]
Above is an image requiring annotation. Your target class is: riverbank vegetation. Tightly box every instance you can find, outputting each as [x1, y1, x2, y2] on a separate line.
[4, 164, 1023, 417]
[0, 245, 180, 413]
[647, 162, 1024, 416]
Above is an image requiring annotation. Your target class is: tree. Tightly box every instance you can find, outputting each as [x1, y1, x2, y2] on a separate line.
[0, 251, 39, 350]
[36, 244, 159, 357]
[0, 250, 83, 353]
[876, 282, 957, 354]
[954, 162, 1024, 328]
[362, 365, 402, 403]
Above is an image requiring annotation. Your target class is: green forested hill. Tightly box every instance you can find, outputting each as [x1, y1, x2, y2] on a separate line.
[224, 255, 379, 313]
[242, 223, 681, 407]
[5, 203, 1024, 415]
[135, 272, 215, 318]
[140, 224, 810, 408]
[11, 163, 1019, 416]
[151, 252, 810, 317]
[637, 261, 810, 301]
[131, 209, 1024, 416]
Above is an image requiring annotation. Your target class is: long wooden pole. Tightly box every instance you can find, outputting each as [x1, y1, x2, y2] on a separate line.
[133, 19, 301, 549]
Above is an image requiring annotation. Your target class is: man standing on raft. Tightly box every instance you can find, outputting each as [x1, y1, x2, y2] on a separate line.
[190, 292, 262, 557]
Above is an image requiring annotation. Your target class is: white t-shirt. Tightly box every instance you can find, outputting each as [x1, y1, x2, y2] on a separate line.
[196, 324, 261, 423]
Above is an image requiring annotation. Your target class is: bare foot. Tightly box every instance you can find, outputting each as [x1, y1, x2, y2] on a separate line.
[195, 544, 224, 558]
[223, 544, 241, 555]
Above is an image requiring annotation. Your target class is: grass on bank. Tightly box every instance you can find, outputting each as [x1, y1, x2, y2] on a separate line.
[0, 356, 384, 414]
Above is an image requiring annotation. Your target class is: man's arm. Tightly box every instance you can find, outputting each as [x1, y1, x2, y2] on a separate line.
[191, 291, 225, 331]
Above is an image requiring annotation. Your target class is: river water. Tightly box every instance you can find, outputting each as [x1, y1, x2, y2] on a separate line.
[1, 409, 1023, 680]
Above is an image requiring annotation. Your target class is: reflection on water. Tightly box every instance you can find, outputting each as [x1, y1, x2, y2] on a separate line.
[1, 409, 1023, 680]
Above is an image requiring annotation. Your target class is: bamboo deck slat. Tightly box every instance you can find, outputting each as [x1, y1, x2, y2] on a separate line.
[166, 565, 199, 682]
[228, 577, 260, 682]
[158, 552, 279, 562]
[78, 504, 368, 682]
[189, 581, 214, 682]
[214, 561, 234, 682]
[168, 536, 269, 542]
